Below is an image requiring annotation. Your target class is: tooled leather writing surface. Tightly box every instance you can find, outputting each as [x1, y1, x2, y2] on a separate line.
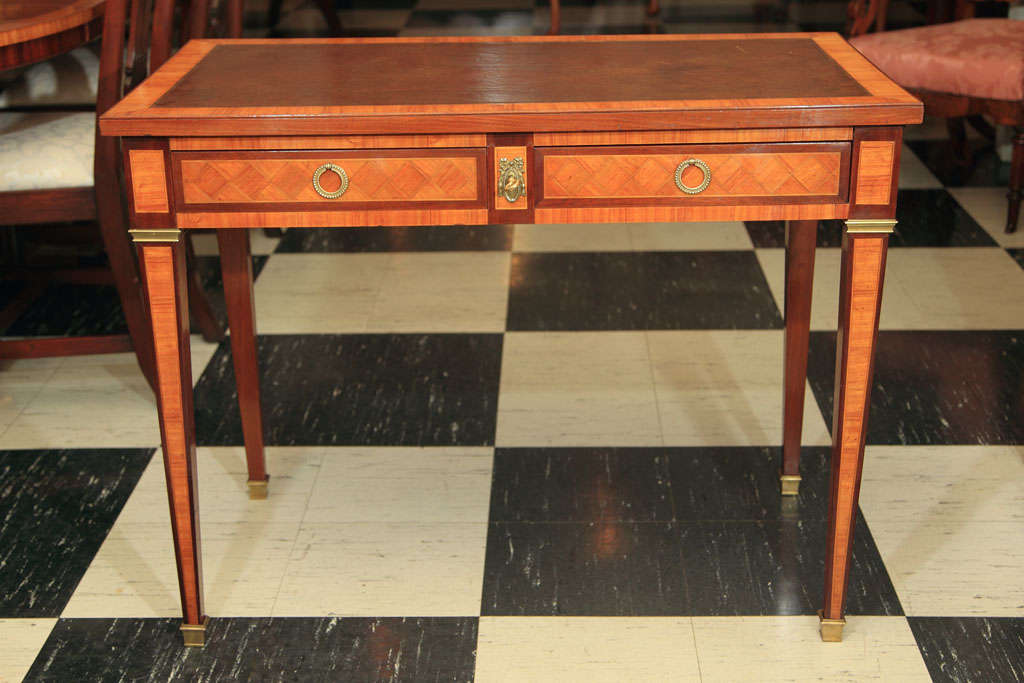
[154, 39, 868, 109]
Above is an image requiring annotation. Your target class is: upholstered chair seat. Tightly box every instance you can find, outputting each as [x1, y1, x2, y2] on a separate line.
[0, 111, 95, 191]
[0, 47, 100, 108]
[849, 19, 1024, 101]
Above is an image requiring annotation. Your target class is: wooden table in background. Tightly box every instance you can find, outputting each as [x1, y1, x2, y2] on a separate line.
[100, 34, 922, 647]
[0, 0, 104, 70]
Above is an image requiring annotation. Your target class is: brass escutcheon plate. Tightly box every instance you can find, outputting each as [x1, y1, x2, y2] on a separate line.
[312, 163, 349, 199]
[498, 157, 526, 203]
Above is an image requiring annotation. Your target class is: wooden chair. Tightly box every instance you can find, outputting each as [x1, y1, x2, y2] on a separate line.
[268, 0, 343, 36]
[548, 0, 659, 34]
[848, 5, 1022, 232]
[0, 0, 238, 372]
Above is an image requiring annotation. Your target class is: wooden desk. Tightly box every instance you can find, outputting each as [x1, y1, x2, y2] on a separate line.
[100, 34, 922, 647]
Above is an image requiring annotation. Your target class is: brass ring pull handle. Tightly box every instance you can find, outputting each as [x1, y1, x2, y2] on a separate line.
[674, 158, 711, 195]
[312, 163, 349, 199]
[498, 157, 526, 203]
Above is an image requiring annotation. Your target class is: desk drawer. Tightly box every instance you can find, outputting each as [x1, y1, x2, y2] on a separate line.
[172, 149, 487, 209]
[535, 143, 850, 206]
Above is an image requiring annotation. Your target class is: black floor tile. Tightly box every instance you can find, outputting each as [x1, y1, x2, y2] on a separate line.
[489, 448, 674, 522]
[907, 138, 1011, 188]
[666, 446, 831, 520]
[482, 521, 690, 616]
[744, 220, 844, 248]
[1010, 248, 1024, 271]
[807, 331, 1024, 445]
[0, 449, 153, 617]
[274, 225, 513, 253]
[26, 617, 477, 682]
[745, 189, 995, 248]
[506, 251, 782, 330]
[194, 334, 503, 446]
[481, 512, 900, 616]
[676, 513, 900, 616]
[3, 283, 126, 337]
[908, 617, 1024, 683]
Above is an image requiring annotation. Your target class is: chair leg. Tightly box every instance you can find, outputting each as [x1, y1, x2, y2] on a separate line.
[1007, 130, 1023, 234]
[185, 236, 225, 343]
[313, 0, 344, 36]
[549, 0, 560, 35]
[646, 0, 659, 16]
[93, 137, 157, 392]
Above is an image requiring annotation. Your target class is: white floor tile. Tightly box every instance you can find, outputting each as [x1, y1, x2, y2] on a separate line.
[860, 445, 1024, 617]
[899, 145, 942, 189]
[272, 521, 487, 617]
[758, 247, 1024, 330]
[495, 332, 663, 447]
[0, 337, 217, 450]
[691, 616, 931, 682]
[253, 252, 510, 333]
[0, 619, 55, 682]
[303, 447, 493, 523]
[949, 186, 1024, 248]
[189, 230, 280, 256]
[647, 330, 831, 447]
[475, 617, 701, 682]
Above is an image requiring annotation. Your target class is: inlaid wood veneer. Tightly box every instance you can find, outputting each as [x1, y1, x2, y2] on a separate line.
[128, 149, 170, 213]
[177, 152, 483, 205]
[534, 127, 854, 146]
[854, 141, 896, 205]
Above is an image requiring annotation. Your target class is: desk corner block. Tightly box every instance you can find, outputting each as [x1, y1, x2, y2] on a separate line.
[180, 616, 209, 647]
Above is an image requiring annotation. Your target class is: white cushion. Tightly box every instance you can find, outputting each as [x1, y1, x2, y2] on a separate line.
[0, 111, 95, 191]
[0, 46, 100, 108]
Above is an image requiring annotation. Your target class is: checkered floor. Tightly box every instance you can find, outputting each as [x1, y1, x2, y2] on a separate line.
[3, 2, 1024, 681]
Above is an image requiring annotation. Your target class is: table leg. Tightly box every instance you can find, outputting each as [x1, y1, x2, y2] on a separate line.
[216, 229, 269, 499]
[134, 229, 207, 647]
[781, 219, 816, 496]
[820, 218, 894, 642]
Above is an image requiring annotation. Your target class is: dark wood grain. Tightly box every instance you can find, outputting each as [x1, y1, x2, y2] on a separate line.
[782, 220, 817, 484]
[155, 39, 867, 109]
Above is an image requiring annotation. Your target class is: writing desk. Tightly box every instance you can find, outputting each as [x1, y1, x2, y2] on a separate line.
[100, 34, 922, 647]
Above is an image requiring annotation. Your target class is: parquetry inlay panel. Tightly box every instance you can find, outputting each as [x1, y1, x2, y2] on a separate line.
[179, 156, 480, 204]
[543, 152, 842, 199]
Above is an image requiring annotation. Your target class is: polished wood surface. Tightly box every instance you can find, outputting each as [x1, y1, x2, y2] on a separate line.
[138, 240, 205, 628]
[109, 34, 918, 644]
[824, 229, 889, 622]
[100, 34, 922, 136]
[782, 220, 817, 483]
[0, 0, 103, 69]
[128, 149, 171, 213]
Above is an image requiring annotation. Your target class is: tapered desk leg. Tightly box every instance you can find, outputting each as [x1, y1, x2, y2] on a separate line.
[216, 229, 268, 499]
[133, 229, 207, 647]
[821, 219, 894, 642]
[781, 220, 816, 496]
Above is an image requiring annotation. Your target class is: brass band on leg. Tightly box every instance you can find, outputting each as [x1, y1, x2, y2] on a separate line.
[818, 610, 846, 642]
[844, 219, 896, 235]
[779, 474, 801, 496]
[180, 615, 209, 647]
[129, 229, 182, 243]
[247, 478, 269, 500]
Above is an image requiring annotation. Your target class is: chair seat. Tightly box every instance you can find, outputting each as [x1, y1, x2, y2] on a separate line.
[850, 18, 1024, 102]
[0, 46, 100, 109]
[0, 111, 95, 192]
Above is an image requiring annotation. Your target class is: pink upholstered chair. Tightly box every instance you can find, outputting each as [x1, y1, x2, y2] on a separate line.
[849, 16, 1024, 233]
